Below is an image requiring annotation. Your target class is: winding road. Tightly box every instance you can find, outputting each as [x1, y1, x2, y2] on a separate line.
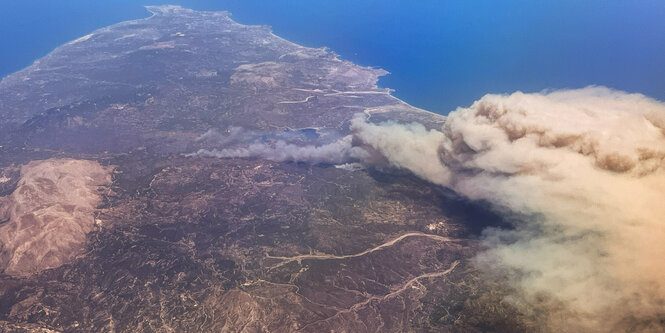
[266, 232, 457, 269]
[296, 260, 461, 331]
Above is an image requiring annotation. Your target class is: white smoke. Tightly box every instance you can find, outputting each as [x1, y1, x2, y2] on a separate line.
[350, 87, 665, 332]
[194, 135, 361, 164]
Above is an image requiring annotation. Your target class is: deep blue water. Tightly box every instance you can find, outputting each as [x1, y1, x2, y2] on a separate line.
[2, 0, 664, 114]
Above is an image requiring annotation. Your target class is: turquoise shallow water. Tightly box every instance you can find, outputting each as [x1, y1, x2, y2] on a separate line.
[2, 0, 664, 114]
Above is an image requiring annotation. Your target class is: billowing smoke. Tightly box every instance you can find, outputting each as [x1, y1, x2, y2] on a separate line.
[190, 86, 665, 330]
[350, 87, 665, 331]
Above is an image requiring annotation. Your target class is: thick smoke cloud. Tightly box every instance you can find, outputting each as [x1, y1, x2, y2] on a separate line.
[191, 86, 665, 330]
[350, 87, 665, 332]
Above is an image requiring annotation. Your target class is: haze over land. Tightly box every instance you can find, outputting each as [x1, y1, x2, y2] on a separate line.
[205, 86, 665, 331]
[0, 4, 663, 332]
[351, 87, 665, 331]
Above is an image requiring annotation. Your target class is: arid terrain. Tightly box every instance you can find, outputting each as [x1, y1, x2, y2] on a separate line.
[0, 6, 530, 332]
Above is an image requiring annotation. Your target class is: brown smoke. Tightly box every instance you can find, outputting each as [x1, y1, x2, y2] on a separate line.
[350, 87, 665, 332]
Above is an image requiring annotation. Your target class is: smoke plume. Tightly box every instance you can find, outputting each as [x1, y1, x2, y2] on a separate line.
[189, 86, 665, 330]
[350, 86, 665, 332]
[195, 135, 358, 164]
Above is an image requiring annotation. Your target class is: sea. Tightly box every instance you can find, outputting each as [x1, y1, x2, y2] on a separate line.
[2, 0, 664, 114]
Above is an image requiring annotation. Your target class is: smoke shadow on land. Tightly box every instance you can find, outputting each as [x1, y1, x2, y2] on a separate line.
[365, 167, 511, 238]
